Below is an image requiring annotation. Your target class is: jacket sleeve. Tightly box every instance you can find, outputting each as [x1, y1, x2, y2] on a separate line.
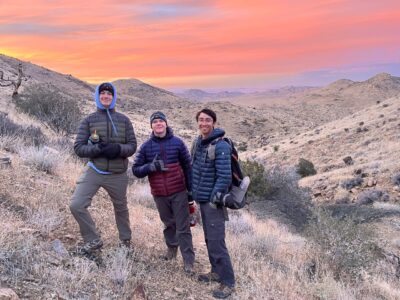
[210, 141, 232, 201]
[119, 117, 137, 158]
[132, 143, 151, 178]
[74, 118, 103, 158]
[178, 139, 192, 192]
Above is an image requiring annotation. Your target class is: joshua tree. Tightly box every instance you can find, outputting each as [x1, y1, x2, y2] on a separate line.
[0, 63, 28, 96]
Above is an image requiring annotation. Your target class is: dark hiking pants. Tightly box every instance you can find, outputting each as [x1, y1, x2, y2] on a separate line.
[154, 191, 195, 265]
[70, 167, 132, 243]
[199, 202, 235, 287]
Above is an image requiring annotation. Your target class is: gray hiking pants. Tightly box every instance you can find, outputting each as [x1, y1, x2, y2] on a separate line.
[154, 191, 195, 265]
[200, 202, 235, 287]
[70, 167, 132, 243]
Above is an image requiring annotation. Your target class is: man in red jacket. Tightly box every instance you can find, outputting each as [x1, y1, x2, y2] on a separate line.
[132, 111, 195, 273]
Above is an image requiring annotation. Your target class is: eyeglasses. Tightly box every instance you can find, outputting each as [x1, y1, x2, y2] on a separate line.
[198, 117, 213, 123]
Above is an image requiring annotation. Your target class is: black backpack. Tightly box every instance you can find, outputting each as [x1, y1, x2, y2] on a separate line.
[191, 137, 247, 209]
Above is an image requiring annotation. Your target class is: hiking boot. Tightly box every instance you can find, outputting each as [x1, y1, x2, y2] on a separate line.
[212, 284, 234, 299]
[183, 262, 194, 275]
[119, 239, 131, 249]
[76, 239, 103, 255]
[161, 246, 178, 261]
[198, 272, 220, 283]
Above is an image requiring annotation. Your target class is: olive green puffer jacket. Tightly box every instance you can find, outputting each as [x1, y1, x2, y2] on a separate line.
[74, 109, 137, 173]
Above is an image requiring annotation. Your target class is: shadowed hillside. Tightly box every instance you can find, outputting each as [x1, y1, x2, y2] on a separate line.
[1, 55, 400, 299]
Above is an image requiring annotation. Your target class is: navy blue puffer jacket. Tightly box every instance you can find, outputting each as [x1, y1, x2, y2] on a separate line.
[132, 127, 192, 197]
[191, 128, 232, 203]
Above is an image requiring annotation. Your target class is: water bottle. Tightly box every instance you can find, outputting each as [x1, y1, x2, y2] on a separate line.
[88, 130, 100, 145]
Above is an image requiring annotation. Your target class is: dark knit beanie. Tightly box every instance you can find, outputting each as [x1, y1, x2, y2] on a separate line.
[150, 111, 167, 125]
[99, 82, 114, 96]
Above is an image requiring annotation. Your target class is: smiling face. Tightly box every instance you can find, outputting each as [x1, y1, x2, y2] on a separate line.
[151, 118, 167, 137]
[197, 112, 215, 138]
[99, 90, 113, 108]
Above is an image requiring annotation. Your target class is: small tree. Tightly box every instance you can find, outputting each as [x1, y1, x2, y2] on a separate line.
[0, 63, 28, 96]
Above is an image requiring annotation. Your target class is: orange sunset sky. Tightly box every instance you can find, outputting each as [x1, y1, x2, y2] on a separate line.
[1, 0, 399, 90]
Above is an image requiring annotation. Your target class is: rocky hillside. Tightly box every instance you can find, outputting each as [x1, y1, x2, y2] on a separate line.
[245, 94, 400, 205]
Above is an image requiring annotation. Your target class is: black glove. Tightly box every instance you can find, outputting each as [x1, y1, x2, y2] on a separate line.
[100, 143, 121, 159]
[149, 154, 169, 172]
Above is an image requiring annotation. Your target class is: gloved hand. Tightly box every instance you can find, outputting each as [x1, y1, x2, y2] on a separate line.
[210, 192, 224, 209]
[149, 154, 169, 172]
[100, 143, 121, 159]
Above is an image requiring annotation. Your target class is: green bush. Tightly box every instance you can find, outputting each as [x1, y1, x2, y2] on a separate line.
[296, 158, 317, 178]
[241, 159, 269, 198]
[13, 83, 82, 135]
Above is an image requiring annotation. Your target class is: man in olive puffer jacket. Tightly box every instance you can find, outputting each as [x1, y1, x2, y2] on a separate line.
[70, 82, 137, 253]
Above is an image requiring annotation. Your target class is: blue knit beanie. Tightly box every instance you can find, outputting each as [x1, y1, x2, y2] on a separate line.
[150, 111, 167, 125]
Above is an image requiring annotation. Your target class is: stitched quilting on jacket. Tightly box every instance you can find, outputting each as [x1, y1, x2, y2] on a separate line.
[191, 128, 232, 203]
[74, 82, 137, 173]
[132, 127, 192, 196]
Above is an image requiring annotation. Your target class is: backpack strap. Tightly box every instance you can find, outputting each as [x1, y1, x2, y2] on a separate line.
[207, 137, 225, 161]
[190, 136, 200, 161]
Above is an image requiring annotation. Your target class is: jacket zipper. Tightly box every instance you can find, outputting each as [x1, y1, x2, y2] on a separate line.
[160, 143, 168, 195]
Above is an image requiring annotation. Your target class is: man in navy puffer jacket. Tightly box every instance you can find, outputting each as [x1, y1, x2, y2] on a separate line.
[191, 108, 235, 299]
[132, 111, 195, 273]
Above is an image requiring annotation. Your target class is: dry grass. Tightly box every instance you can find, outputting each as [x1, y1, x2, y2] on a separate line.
[1, 149, 400, 299]
[18, 145, 61, 174]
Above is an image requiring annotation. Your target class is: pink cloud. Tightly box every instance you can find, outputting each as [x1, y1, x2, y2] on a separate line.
[0, 0, 399, 87]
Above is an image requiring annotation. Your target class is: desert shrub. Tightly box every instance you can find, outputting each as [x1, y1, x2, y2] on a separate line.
[0, 111, 46, 146]
[340, 177, 363, 190]
[242, 160, 312, 229]
[306, 207, 378, 281]
[241, 159, 269, 198]
[356, 189, 387, 205]
[392, 173, 400, 186]
[273, 145, 279, 152]
[18, 146, 61, 174]
[237, 141, 248, 152]
[265, 165, 312, 230]
[296, 158, 317, 178]
[13, 83, 82, 135]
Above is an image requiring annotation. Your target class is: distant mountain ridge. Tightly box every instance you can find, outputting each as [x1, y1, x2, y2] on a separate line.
[177, 89, 244, 101]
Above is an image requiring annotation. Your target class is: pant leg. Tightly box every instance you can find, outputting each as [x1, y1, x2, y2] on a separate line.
[154, 195, 178, 248]
[200, 203, 235, 287]
[171, 191, 195, 264]
[70, 167, 102, 242]
[200, 203, 217, 273]
[102, 172, 132, 241]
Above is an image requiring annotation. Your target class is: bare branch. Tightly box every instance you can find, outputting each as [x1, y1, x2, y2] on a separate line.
[0, 63, 27, 96]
